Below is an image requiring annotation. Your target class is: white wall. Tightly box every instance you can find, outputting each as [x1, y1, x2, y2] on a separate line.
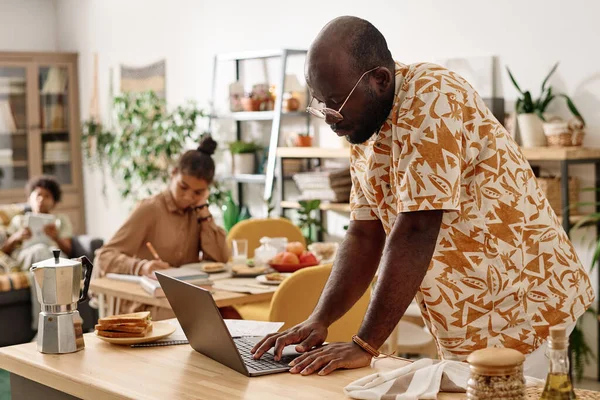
[54, 0, 600, 376]
[0, 0, 57, 51]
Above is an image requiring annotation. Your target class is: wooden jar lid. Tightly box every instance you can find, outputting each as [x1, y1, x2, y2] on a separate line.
[467, 348, 525, 376]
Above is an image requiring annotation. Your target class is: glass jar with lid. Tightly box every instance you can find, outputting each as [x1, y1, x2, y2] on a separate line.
[466, 347, 526, 400]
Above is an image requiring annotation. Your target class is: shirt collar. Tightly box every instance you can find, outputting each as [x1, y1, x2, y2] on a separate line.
[162, 190, 184, 215]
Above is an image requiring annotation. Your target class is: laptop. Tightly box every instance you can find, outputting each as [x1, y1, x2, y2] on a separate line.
[156, 272, 301, 376]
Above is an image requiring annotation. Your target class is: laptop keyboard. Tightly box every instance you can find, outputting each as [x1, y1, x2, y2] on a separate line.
[234, 337, 298, 372]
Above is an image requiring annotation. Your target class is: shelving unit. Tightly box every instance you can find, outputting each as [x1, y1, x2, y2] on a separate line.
[208, 49, 309, 208]
[0, 52, 85, 234]
[523, 147, 600, 381]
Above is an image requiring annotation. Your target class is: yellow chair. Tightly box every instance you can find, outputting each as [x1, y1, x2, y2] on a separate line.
[226, 218, 305, 258]
[235, 264, 371, 342]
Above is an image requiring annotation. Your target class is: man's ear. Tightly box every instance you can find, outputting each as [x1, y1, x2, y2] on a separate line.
[373, 67, 393, 94]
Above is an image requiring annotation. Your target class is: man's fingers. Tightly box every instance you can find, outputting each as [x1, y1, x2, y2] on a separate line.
[317, 358, 344, 376]
[299, 355, 334, 376]
[253, 333, 287, 359]
[273, 333, 299, 361]
[289, 346, 326, 367]
[251, 333, 277, 354]
[295, 331, 324, 353]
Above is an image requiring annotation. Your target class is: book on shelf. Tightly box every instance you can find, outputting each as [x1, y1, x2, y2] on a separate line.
[298, 187, 351, 202]
[0, 148, 13, 165]
[44, 141, 71, 163]
[0, 100, 17, 133]
[0, 77, 25, 95]
[292, 168, 352, 189]
[9, 95, 26, 130]
[41, 102, 66, 130]
[140, 267, 213, 297]
[41, 68, 68, 94]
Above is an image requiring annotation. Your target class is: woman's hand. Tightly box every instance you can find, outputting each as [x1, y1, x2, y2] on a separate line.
[140, 260, 171, 278]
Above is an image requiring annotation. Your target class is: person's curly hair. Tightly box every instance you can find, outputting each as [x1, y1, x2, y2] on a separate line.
[25, 175, 62, 203]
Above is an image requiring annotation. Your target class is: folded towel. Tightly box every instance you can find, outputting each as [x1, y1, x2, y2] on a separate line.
[344, 358, 544, 400]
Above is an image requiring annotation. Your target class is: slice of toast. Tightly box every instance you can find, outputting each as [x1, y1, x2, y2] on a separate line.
[94, 323, 148, 334]
[97, 323, 153, 338]
[98, 311, 151, 326]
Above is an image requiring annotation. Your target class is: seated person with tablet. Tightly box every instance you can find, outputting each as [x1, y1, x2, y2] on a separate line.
[2, 175, 73, 267]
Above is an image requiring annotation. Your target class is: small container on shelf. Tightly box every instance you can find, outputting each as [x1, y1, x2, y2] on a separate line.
[466, 347, 525, 400]
[294, 134, 312, 147]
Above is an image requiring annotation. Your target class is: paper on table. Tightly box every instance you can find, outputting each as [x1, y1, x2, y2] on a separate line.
[224, 319, 284, 338]
[213, 278, 276, 294]
[158, 319, 283, 343]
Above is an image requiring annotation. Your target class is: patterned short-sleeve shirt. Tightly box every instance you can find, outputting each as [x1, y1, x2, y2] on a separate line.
[351, 62, 594, 360]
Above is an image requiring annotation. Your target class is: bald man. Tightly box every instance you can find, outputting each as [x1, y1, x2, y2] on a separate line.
[252, 16, 593, 378]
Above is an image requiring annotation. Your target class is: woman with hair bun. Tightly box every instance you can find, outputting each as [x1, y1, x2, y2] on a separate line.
[95, 136, 229, 316]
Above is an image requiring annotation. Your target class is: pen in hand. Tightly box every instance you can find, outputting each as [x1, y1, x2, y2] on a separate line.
[146, 242, 162, 261]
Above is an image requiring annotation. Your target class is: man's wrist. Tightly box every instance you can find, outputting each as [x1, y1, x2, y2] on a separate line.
[308, 312, 333, 327]
[356, 330, 385, 351]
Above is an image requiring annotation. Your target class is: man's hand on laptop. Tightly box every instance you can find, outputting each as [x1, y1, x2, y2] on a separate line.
[287, 342, 371, 376]
[251, 319, 328, 362]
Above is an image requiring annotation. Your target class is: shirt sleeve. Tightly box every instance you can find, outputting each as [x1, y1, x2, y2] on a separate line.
[394, 91, 462, 213]
[199, 219, 229, 263]
[7, 215, 23, 236]
[94, 200, 155, 276]
[349, 155, 379, 222]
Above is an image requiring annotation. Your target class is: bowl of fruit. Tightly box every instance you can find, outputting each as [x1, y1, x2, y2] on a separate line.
[268, 241, 319, 273]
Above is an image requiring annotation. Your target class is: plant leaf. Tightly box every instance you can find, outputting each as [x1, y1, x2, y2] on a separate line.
[506, 66, 524, 94]
[541, 62, 559, 92]
[558, 94, 586, 126]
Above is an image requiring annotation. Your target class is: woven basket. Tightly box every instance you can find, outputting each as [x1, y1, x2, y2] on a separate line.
[546, 131, 585, 147]
[543, 119, 585, 147]
[526, 386, 600, 399]
[537, 176, 579, 216]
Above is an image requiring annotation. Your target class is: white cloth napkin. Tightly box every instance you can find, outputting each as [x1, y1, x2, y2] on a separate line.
[344, 358, 544, 400]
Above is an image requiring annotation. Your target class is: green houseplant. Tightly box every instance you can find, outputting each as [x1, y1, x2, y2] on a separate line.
[229, 140, 261, 175]
[569, 198, 600, 380]
[297, 199, 324, 245]
[81, 91, 207, 200]
[506, 62, 559, 147]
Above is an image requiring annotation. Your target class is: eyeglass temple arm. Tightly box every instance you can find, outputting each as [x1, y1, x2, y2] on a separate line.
[338, 66, 380, 112]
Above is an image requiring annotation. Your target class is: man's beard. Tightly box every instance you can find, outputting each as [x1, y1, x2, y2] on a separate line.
[345, 88, 394, 145]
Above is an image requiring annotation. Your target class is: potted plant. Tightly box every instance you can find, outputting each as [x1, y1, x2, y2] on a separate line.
[297, 199, 324, 245]
[81, 90, 206, 200]
[294, 132, 313, 147]
[229, 141, 261, 175]
[506, 62, 559, 148]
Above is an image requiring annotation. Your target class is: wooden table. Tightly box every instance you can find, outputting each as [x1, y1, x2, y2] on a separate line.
[0, 332, 464, 400]
[91, 278, 275, 318]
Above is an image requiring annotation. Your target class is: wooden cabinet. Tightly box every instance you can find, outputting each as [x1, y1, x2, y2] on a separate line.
[0, 52, 85, 234]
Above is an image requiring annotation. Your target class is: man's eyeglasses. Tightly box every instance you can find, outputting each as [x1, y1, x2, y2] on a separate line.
[306, 66, 380, 123]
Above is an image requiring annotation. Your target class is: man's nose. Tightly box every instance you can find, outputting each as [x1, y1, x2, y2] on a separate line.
[325, 113, 343, 125]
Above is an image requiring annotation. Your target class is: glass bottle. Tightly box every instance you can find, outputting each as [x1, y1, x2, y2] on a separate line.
[540, 326, 576, 400]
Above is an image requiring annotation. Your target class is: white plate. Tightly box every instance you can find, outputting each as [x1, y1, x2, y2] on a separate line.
[256, 273, 292, 286]
[95, 321, 176, 345]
